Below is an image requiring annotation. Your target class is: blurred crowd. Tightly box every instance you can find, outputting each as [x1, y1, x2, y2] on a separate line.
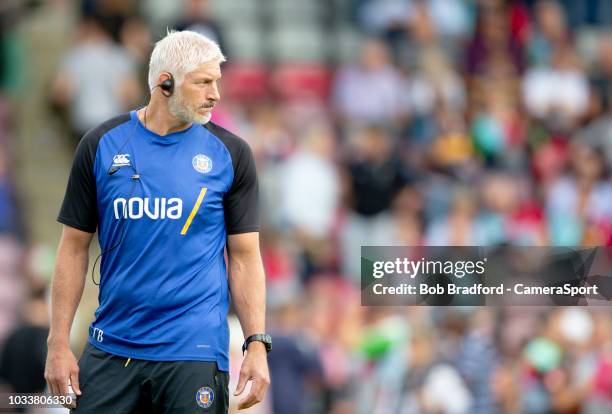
[0, 0, 611, 413]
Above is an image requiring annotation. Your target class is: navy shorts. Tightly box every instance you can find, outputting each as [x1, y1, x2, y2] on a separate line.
[71, 343, 229, 413]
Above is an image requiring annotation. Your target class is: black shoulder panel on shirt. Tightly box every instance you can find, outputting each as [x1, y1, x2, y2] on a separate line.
[204, 121, 260, 235]
[204, 122, 249, 173]
[57, 113, 131, 233]
[81, 113, 132, 162]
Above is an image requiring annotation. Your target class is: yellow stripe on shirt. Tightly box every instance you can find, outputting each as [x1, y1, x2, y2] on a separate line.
[180, 187, 207, 235]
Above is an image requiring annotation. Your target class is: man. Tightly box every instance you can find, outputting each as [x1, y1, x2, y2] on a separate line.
[51, 15, 141, 146]
[44, 30, 271, 413]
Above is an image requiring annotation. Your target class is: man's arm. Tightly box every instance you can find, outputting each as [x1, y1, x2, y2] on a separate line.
[45, 225, 93, 402]
[227, 232, 270, 410]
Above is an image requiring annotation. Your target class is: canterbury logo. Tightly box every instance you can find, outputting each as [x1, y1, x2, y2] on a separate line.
[113, 197, 182, 219]
[112, 154, 130, 167]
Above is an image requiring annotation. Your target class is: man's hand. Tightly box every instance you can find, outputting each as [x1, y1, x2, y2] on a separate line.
[234, 342, 270, 410]
[227, 232, 269, 409]
[44, 342, 81, 409]
[45, 225, 92, 407]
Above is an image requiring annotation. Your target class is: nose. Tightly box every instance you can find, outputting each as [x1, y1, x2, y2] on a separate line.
[206, 83, 220, 103]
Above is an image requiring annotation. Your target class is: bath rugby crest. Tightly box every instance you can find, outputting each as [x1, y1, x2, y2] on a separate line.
[196, 386, 214, 408]
[193, 154, 213, 173]
[57, 110, 259, 371]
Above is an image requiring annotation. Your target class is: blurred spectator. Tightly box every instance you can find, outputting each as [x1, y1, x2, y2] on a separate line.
[279, 123, 340, 238]
[425, 186, 483, 245]
[0, 293, 49, 396]
[403, 49, 467, 135]
[546, 142, 612, 245]
[428, 111, 473, 169]
[358, 0, 471, 51]
[590, 34, 612, 110]
[119, 16, 153, 87]
[578, 34, 612, 167]
[344, 125, 411, 217]
[0, 241, 49, 404]
[522, 46, 590, 128]
[80, 0, 139, 42]
[455, 310, 500, 414]
[477, 173, 543, 245]
[423, 0, 472, 40]
[471, 91, 525, 167]
[340, 125, 411, 279]
[268, 301, 324, 414]
[173, 0, 227, 57]
[50, 15, 141, 144]
[0, 236, 25, 352]
[527, 0, 569, 66]
[584, 310, 612, 413]
[333, 39, 407, 125]
[358, 0, 412, 35]
[0, 124, 21, 238]
[389, 185, 424, 245]
[467, 2, 525, 77]
[246, 103, 293, 164]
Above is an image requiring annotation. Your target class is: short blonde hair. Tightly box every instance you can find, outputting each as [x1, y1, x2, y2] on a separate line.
[148, 30, 226, 90]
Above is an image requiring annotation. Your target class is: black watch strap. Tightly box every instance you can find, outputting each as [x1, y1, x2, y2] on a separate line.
[242, 334, 272, 355]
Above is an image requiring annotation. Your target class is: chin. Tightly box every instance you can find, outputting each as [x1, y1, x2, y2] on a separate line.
[192, 112, 212, 124]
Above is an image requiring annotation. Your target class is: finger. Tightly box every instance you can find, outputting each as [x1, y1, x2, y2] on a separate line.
[49, 378, 62, 397]
[238, 388, 259, 410]
[234, 370, 249, 396]
[49, 377, 67, 398]
[249, 377, 266, 400]
[61, 378, 71, 396]
[62, 378, 77, 409]
[238, 380, 264, 410]
[46, 379, 57, 397]
[70, 369, 82, 396]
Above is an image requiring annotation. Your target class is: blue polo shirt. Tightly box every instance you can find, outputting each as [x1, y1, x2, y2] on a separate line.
[58, 110, 259, 371]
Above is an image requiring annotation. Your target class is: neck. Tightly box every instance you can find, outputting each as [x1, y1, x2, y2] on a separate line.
[138, 95, 192, 135]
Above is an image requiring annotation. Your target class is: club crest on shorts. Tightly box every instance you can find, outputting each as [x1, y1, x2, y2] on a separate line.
[196, 386, 214, 408]
[192, 154, 213, 174]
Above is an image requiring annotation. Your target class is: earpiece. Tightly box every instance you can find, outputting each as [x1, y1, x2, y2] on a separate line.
[159, 74, 174, 97]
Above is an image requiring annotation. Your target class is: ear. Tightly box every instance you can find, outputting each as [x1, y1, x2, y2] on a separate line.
[157, 72, 172, 85]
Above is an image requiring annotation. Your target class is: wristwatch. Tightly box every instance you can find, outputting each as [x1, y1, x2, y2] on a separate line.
[242, 334, 272, 355]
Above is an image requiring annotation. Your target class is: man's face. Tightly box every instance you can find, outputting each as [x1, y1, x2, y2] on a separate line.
[168, 60, 222, 124]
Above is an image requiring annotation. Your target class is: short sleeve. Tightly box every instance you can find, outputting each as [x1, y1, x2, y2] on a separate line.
[224, 142, 260, 234]
[57, 133, 99, 233]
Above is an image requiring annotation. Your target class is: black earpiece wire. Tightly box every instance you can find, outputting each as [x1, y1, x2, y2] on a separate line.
[90, 105, 149, 285]
[91, 76, 172, 285]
